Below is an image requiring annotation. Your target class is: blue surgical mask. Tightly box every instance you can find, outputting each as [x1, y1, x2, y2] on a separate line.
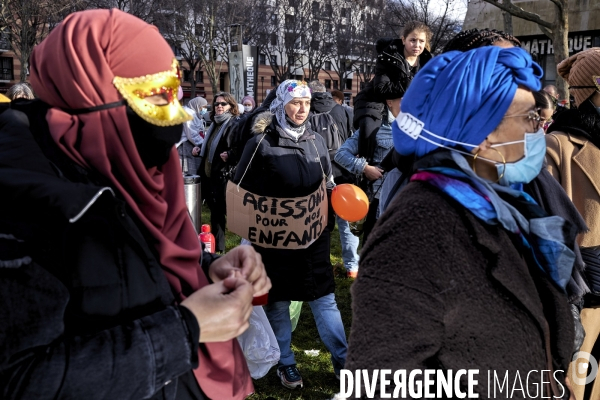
[394, 112, 546, 186]
[199, 108, 207, 115]
[489, 128, 547, 186]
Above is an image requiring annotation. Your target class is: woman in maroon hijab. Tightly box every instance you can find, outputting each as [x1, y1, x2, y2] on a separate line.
[0, 9, 268, 400]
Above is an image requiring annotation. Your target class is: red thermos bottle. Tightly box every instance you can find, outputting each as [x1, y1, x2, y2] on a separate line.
[199, 224, 216, 253]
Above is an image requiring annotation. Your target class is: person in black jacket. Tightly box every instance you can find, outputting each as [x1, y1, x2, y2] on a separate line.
[198, 92, 241, 253]
[226, 88, 278, 168]
[232, 79, 347, 390]
[353, 21, 432, 162]
[331, 89, 354, 119]
[0, 9, 269, 400]
[308, 80, 354, 152]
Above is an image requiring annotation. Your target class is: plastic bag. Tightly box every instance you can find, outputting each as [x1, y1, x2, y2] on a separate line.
[290, 301, 303, 332]
[237, 306, 280, 379]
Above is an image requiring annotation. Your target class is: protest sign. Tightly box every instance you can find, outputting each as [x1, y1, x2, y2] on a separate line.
[226, 180, 328, 249]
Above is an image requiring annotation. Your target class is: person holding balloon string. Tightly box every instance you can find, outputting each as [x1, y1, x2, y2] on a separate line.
[334, 98, 399, 247]
[230, 79, 348, 390]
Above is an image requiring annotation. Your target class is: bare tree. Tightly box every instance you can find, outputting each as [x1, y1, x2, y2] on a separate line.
[0, 0, 83, 82]
[502, 9, 513, 35]
[246, 0, 312, 86]
[83, 0, 160, 22]
[324, 0, 389, 93]
[351, 38, 381, 90]
[328, 0, 360, 90]
[479, 0, 569, 100]
[303, 3, 335, 82]
[384, 0, 463, 54]
[155, 0, 249, 95]
[228, 0, 392, 92]
[198, 1, 251, 94]
[154, 1, 203, 98]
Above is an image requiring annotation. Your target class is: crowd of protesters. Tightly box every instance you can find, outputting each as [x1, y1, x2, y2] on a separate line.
[1, 7, 600, 400]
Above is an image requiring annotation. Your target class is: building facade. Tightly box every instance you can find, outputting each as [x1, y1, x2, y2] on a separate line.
[176, 0, 385, 106]
[2, 0, 385, 105]
[463, 0, 600, 87]
[0, 32, 22, 94]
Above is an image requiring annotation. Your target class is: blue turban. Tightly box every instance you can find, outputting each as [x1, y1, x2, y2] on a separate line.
[393, 46, 543, 158]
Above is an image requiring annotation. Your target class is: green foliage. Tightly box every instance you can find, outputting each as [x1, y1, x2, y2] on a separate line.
[201, 204, 354, 399]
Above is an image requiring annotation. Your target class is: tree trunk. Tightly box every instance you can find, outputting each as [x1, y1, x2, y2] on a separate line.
[190, 74, 196, 99]
[502, 11, 513, 35]
[553, 3, 569, 104]
[19, 51, 29, 82]
[207, 62, 219, 95]
[479, 0, 569, 104]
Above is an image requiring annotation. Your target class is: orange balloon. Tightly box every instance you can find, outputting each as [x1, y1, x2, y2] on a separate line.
[331, 184, 369, 222]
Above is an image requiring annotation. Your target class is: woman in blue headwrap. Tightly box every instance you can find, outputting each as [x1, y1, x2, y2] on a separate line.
[345, 46, 576, 399]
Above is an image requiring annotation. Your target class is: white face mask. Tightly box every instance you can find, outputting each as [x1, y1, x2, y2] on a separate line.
[394, 112, 545, 186]
[244, 105, 252, 112]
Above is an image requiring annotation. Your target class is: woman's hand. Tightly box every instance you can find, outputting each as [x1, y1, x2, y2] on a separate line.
[363, 165, 383, 181]
[208, 245, 271, 297]
[181, 275, 253, 342]
[192, 147, 201, 156]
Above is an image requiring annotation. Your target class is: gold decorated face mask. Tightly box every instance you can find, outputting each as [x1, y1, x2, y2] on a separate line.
[113, 58, 191, 126]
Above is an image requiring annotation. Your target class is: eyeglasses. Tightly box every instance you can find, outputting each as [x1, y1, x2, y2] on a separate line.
[214, 102, 229, 107]
[504, 109, 541, 125]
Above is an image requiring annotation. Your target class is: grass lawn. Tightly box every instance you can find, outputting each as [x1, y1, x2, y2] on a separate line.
[202, 204, 355, 400]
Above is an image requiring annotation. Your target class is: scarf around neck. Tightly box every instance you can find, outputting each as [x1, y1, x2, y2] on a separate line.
[273, 104, 306, 140]
[213, 110, 232, 125]
[182, 107, 205, 143]
[410, 151, 576, 290]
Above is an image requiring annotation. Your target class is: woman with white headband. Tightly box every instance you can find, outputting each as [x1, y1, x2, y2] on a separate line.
[232, 79, 347, 390]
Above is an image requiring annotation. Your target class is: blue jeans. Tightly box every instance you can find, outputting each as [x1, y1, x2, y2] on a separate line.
[336, 215, 360, 273]
[264, 293, 348, 375]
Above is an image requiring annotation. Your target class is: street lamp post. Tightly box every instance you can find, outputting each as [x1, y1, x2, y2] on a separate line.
[260, 76, 264, 104]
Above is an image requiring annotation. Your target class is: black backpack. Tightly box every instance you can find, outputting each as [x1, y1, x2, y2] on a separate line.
[310, 111, 344, 161]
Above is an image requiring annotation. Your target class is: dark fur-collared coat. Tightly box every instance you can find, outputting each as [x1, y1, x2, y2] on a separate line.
[233, 112, 335, 303]
[346, 181, 574, 399]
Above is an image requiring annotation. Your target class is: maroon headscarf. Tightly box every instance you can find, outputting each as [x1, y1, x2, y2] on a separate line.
[29, 9, 252, 399]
